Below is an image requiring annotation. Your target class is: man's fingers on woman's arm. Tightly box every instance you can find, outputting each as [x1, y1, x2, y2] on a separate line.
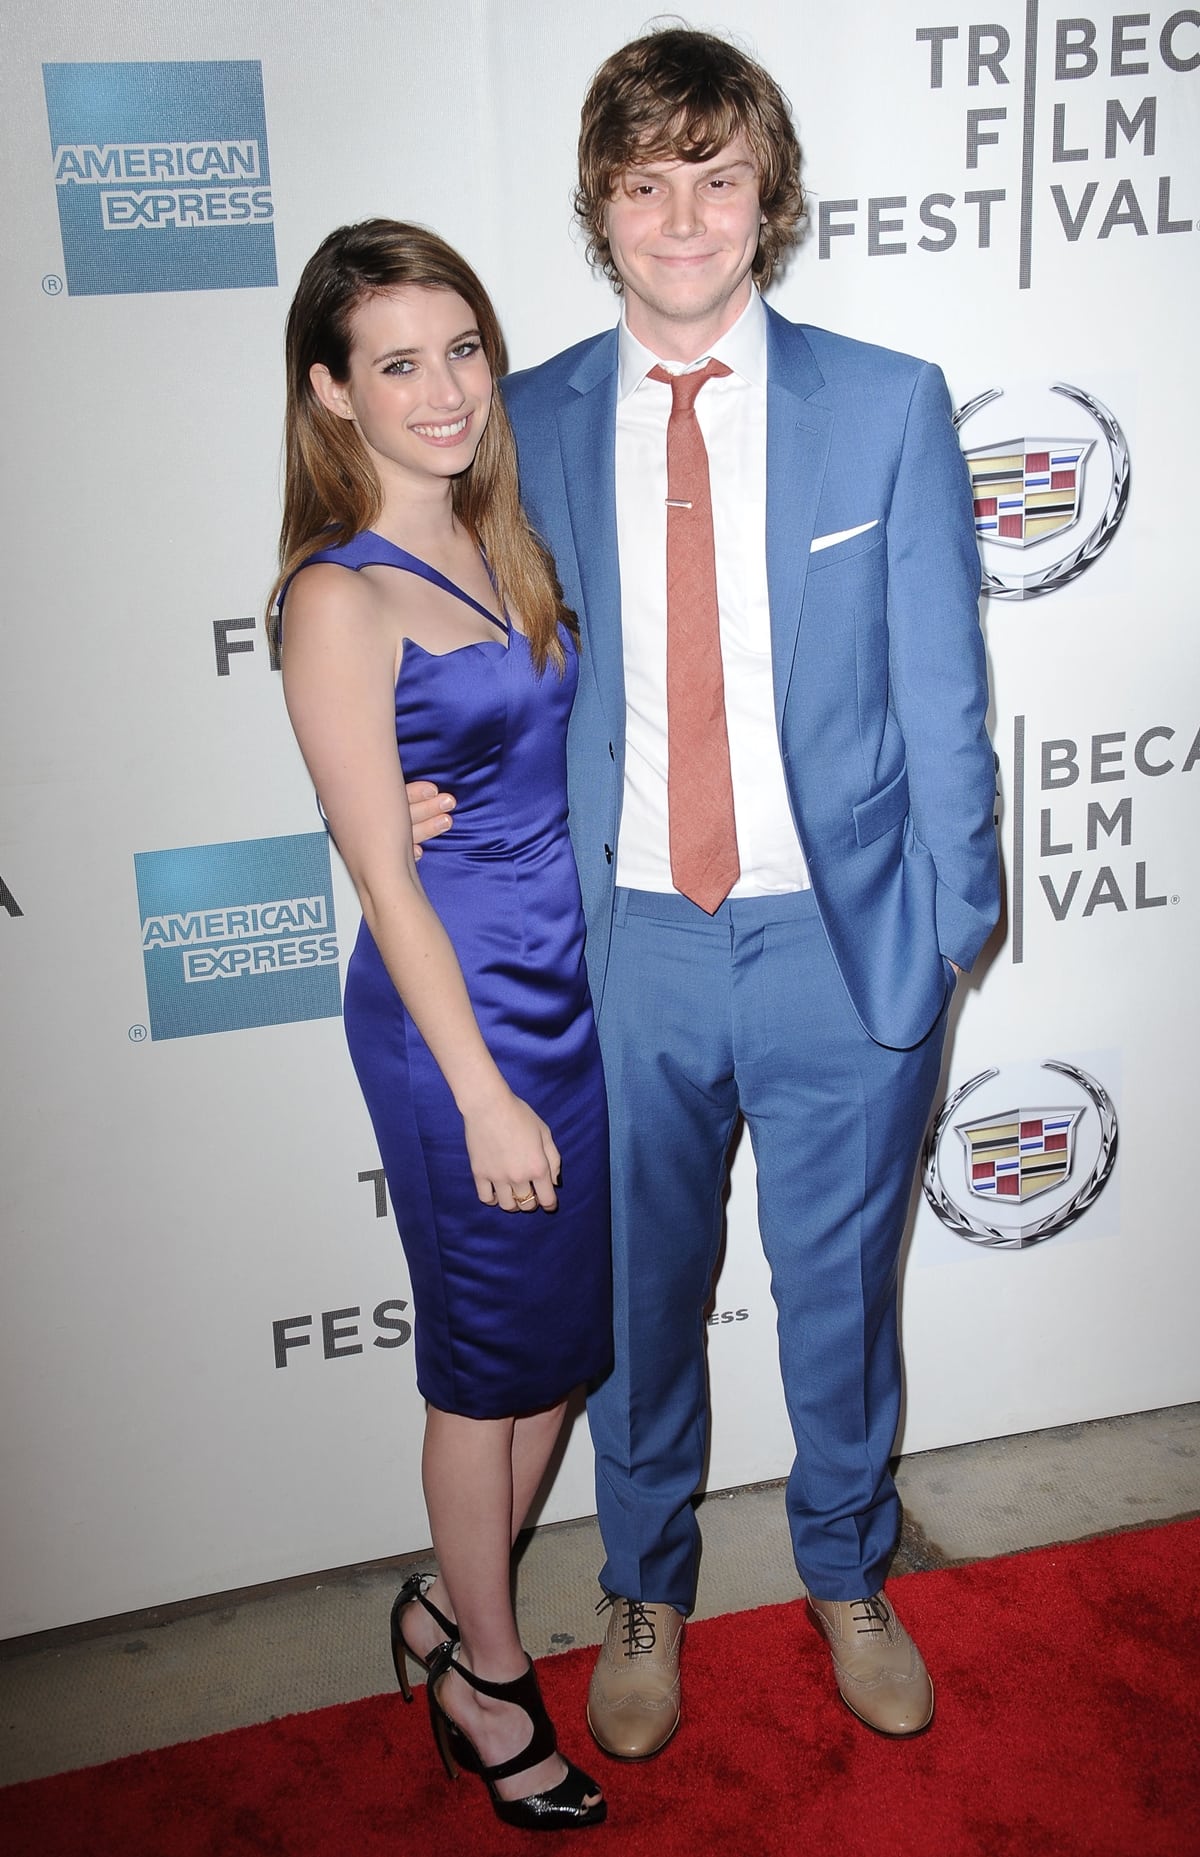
[406, 780, 455, 852]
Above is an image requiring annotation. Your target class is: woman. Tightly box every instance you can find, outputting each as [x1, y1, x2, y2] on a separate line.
[272, 219, 609, 1832]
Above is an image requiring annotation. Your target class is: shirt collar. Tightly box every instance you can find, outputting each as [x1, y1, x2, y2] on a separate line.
[617, 286, 767, 400]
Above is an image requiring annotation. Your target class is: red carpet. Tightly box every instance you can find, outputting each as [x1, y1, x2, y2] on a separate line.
[6, 1519, 1198, 1856]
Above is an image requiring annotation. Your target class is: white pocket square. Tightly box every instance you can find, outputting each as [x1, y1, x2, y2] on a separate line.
[810, 519, 879, 553]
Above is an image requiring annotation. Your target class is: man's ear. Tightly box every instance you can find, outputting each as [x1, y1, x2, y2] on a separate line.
[309, 362, 356, 422]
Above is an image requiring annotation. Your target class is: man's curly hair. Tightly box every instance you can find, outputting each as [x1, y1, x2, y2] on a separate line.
[575, 27, 805, 291]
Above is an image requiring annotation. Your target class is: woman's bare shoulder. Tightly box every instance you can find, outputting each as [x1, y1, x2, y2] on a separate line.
[283, 559, 378, 626]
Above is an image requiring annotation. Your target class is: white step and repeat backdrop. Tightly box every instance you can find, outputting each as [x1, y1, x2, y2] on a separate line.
[2, 2, 1197, 1637]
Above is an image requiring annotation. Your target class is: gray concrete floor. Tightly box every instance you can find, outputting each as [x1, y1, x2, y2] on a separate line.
[1, 1403, 1197, 1786]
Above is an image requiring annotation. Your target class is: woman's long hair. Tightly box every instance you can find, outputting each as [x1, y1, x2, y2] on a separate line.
[268, 219, 573, 673]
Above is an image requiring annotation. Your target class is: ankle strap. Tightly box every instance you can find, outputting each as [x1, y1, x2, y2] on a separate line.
[438, 1652, 557, 1782]
[418, 1591, 457, 1640]
[396, 1573, 457, 1642]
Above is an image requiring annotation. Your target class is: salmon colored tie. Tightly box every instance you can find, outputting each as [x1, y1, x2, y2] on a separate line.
[649, 359, 740, 914]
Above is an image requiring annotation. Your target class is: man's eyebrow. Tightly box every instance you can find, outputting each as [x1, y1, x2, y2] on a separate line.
[623, 156, 755, 179]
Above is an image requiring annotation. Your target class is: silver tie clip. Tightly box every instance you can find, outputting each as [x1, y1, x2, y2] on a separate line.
[665, 499, 693, 509]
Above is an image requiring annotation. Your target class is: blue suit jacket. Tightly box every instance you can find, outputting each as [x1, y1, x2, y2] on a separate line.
[504, 303, 999, 1051]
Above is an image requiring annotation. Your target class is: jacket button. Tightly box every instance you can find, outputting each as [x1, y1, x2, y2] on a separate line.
[604, 844, 612, 863]
[608, 742, 615, 760]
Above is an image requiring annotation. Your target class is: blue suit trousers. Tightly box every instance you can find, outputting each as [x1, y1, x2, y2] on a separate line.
[588, 885, 951, 1608]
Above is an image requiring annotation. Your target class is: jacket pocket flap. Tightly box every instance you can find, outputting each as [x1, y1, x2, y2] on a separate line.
[853, 766, 910, 846]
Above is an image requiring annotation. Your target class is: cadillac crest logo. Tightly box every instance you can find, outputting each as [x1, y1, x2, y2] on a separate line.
[954, 384, 1130, 601]
[966, 442, 1092, 548]
[958, 1108, 1083, 1203]
[923, 1060, 1118, 1248]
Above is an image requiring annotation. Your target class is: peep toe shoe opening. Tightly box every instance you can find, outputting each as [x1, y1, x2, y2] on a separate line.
[426, 1643, 607, 1831]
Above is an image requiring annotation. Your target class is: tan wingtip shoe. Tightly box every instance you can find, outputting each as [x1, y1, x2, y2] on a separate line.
[586, 1596, 684, 1760]
[806, 1591, 935, 1736]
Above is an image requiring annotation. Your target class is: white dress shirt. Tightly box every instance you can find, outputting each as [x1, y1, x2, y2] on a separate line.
[613, 288, 810, 898]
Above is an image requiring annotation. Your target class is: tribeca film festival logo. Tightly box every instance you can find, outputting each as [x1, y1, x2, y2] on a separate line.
[43, 61, 275, 296]
[954, 380, 1130, 599]
[922, 1058, 1119, 1246]
[134, 832, 339, 1041]
[817, 9, 1199, 286]
[1007, 715, 1194, 958]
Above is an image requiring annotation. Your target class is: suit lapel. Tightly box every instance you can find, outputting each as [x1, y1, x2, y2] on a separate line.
[765, 307, 832, 731]
[550, 314, 833, 743]
[557, 334, 624, 744]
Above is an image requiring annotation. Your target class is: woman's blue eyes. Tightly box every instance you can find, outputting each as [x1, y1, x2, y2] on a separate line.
[382, 341, 480, 377]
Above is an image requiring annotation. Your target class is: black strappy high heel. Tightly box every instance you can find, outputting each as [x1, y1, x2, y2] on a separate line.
[426, 1643, 607, 1831]
[389, 1573, 459, 1703]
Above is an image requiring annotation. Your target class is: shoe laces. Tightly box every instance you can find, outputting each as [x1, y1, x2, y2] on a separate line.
[849, 1595, 892, 1635]
[596, 1594, 658, 1656]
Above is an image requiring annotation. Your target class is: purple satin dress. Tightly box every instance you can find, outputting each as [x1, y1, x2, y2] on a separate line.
[288, 531, 612, 1418]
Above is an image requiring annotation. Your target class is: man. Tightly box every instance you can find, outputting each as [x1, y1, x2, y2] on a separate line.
[417, 26, 999, 1754]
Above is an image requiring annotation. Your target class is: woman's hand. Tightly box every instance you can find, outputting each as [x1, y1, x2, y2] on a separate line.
[461, 1083, 561, 1213]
